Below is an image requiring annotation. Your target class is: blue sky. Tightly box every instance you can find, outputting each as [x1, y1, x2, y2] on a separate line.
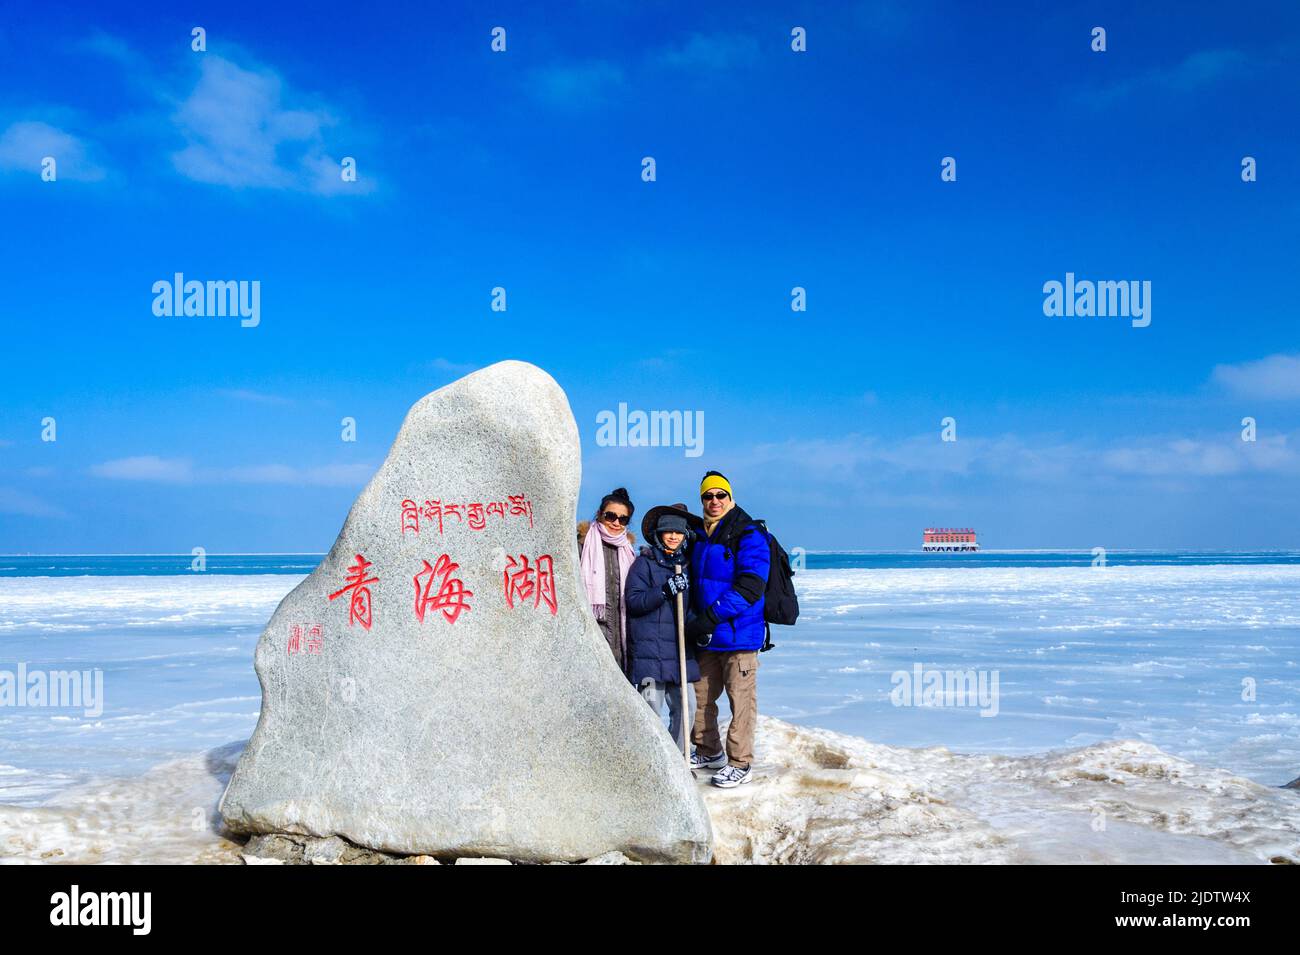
[1, 0, 1298, 553]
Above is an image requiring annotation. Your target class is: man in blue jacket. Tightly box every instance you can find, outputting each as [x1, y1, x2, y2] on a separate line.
[685, 470, 770, 788]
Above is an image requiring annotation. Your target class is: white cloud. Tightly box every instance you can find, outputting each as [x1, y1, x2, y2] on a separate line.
[1151, 49, 1250, 90]
[636, 349, 693, 371]
[735, 429, 1300, 486]
[216, 388, 295, 405]
[0, 487, 68, 518]
[170, 55, 372, 195]
[529, 61, 625, 109]
[655, 33, 760, 71]
[1212, 353, 1300, 400]
[90, 456, 194, 482]
[740, 432, 1083, 483]
[429, 357, 478, 376]
[0, 120, 106, 180]
[1102, 440, 1237, 477]
[221, 463, 374, 487]
[90, 456, 373, 487]
[534, 34, 759, 111]
[1105, 435, 1298, 477]
[78, 31, 140, 69]
[1080, 49, 1249, 107]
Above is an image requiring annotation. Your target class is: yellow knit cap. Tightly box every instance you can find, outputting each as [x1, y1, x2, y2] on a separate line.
[699, 472, 732, 498]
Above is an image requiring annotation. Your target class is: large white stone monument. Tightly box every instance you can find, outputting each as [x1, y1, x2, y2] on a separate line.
[219, 361, 712, 863]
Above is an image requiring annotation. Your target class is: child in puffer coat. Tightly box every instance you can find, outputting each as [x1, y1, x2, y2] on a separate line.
[623, 503, 703, 751]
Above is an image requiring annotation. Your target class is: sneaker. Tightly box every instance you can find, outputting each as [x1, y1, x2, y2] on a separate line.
[690, 749, 728, 771]
[711, 764, 752, 788]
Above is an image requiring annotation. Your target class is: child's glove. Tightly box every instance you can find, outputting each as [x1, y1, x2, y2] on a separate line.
[663, 573, 689, 597]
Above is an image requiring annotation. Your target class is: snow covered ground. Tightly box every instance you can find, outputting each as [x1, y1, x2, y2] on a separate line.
[704, 718, 1296, 864]
[2, 717, 1294, 864]
[767, 564, 1300, 785]
[0, 566, 1297, 863]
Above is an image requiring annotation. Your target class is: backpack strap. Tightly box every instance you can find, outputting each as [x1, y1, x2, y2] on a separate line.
[733, 518, 767, 548]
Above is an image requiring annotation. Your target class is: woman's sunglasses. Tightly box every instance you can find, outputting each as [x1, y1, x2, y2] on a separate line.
[601, 511, 631, 526]
[700, 491, 730, 502]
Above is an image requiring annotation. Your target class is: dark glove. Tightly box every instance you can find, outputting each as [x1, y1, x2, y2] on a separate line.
[685, 607, 718, 646]
[663, 573, 689, 597]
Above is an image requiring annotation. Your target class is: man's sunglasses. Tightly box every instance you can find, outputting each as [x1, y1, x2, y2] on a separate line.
[700, 491, 730, 502]
[601, 511, 631, 526]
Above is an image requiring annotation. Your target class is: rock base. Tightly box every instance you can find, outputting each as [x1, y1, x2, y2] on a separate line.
[237, 831, 636, 866]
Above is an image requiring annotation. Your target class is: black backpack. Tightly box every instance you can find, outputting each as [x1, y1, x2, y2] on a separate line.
[736, 519, 800, 650]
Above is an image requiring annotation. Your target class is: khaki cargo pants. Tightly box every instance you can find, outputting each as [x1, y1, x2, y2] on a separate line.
[691, 649, 758, 768]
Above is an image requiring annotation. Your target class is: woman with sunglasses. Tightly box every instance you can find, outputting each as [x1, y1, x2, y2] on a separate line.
[579, 487, 637, 673]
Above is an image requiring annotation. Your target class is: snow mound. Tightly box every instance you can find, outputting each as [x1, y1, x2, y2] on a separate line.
[699, 718, 1298, 865]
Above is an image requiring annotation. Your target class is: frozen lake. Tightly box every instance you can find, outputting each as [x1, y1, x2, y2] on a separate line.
[0, 562, 1297, 863]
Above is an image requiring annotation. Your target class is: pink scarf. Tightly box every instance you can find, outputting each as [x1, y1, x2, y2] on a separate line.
[580, 519, 636, 659]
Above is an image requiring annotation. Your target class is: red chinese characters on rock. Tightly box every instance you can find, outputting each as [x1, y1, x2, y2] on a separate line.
[329, 554, 379, 630]
[399, 494, 534, 536]
[287, 624, 324, 655]
[327, 549, 555, 629]
[503, 554, 557, 616]
[414, 554, 473, 625]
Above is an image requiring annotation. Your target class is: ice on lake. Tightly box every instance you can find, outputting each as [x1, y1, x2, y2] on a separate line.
[0, 565, 1297, 863]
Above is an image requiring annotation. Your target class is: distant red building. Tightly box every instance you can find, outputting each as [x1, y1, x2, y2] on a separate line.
[923, 528, 979, 552]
